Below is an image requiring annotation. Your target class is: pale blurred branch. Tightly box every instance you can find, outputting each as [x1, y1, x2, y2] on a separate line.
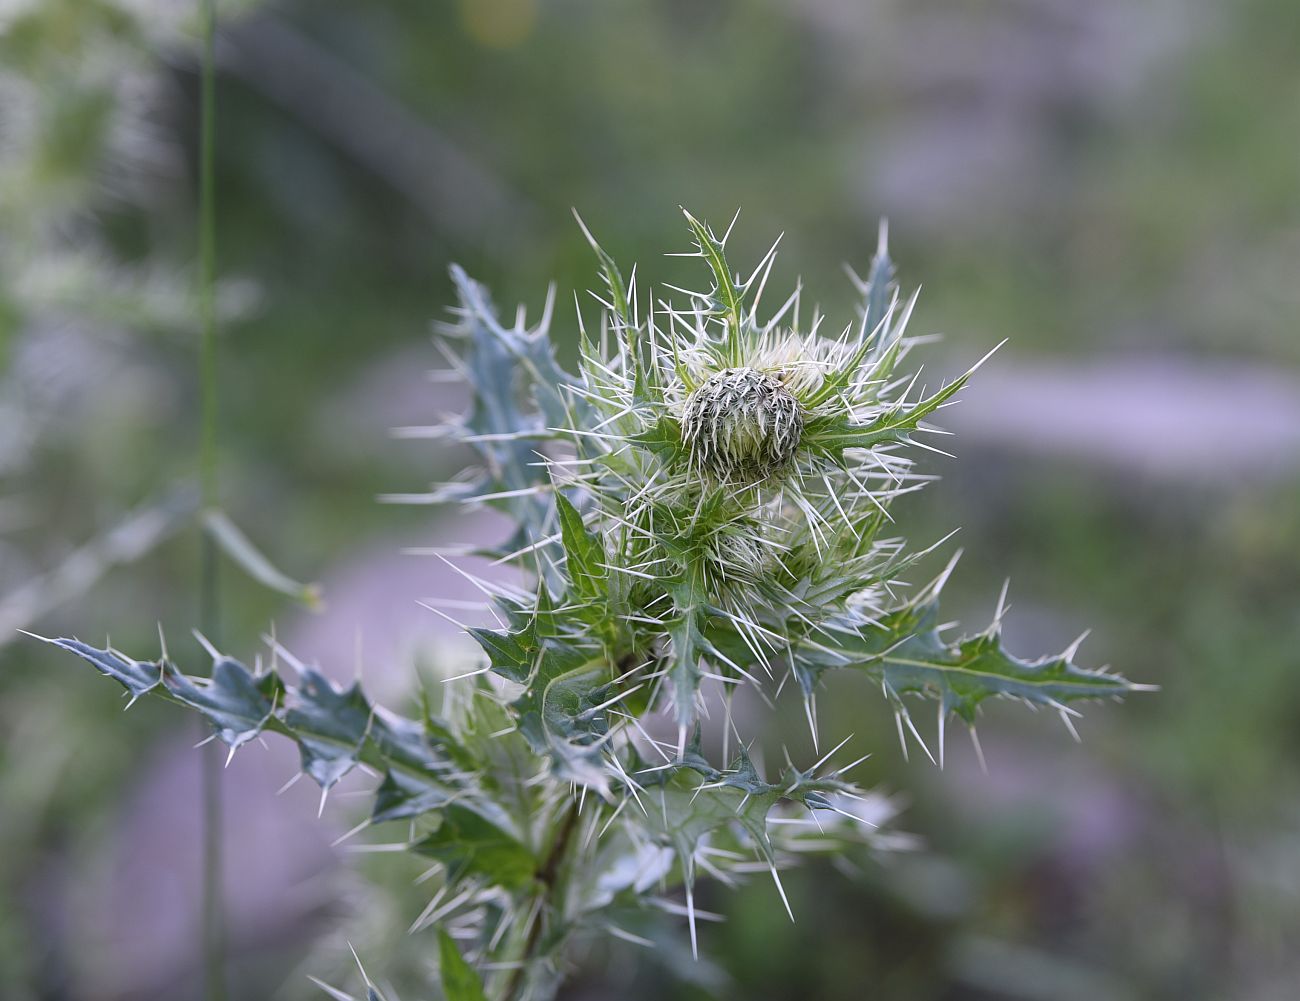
[0, 485, 199, 646]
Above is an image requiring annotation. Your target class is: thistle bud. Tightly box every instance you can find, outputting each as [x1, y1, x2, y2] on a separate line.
[681, 367, 804, 480]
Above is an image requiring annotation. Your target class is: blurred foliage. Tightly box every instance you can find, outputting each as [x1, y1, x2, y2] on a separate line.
[1, 0, 1298, 998]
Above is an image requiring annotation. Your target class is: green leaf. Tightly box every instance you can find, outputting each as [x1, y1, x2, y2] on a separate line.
[36, 636, 162, 702]
[573, 210, 652, 400]
[36, 636, 508, 836]
[437, 928, 489, 1001]
[801, 221, 903, 413]
[801, 596, 1144, 724]
[370, 768, 457, 824]
[804, 373, 968, 458]
[656, 740, 779, 860]
[574, 213, 630, 326]
[665, 610, 705, 729]
[682, 209, 745, 367]
[164, 656, 284, 750]
[446, 265, 576, 570]
[449, 265, 574, 431]
[860, 218, 896, 344]
[507, 639, 597, 742]
[471, 606, 617, 790]
[509, 639, 614, 792]
[414, 804, 537, 891]
[283, 668, 372, 788]
[468, 626, 534, 684]
[555, 492, 607, 601]
[628, 414, 683, 460]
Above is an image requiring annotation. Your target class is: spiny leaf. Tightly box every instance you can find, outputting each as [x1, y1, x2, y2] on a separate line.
[414, 804, 537, 891]
[445, 265, 573, 564]
[437, 928, 490, 1001]
[370, 768, 458, 824]
[468, 626, 534, 684]
[573, 210, 631, 330]
[35, 636, 162, 701]
[573, 210, 651, 401]
[859, 218, 897, 343]
[640, 735, 860, 869]
[449, 264, 573, 430]
[665, 605, 705, 730]
[506, 638, 596, 741]
[508, 639, 613, 792]
[164, 656, 283, 750]
[470, 611, 615, 791]
[803, 373, 967, 458]
[800, 596, 1141, 724]
[36, 636, 492, 822]
[682, 209, 745, 366]
[628, 414, 684, 460]
[284, 668, 372, 788]
[555, 492, 607, 602]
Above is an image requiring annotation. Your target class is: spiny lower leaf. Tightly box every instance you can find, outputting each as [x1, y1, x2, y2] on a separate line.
[36, 636, 162, 701]
[284, 668, 373, 788]
[163, 656, 283, 749]
[36, 636, 493, 821]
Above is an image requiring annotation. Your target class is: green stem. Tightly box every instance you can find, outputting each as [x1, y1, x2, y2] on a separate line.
[197, 0, 225, 998]
[499, 800, 581, 1001]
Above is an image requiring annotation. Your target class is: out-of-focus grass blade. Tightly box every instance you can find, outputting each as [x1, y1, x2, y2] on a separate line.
[203, 508, 323, 611]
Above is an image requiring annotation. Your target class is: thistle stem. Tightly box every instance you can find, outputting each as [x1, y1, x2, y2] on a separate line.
[499, 800, 581, 1001]
[197, 0, 226, 997]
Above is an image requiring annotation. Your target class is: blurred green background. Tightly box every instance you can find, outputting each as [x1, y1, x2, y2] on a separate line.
[2, 0, 1299, 998]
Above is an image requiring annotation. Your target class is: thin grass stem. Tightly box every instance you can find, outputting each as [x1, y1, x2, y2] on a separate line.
[197, 0, 226, 998]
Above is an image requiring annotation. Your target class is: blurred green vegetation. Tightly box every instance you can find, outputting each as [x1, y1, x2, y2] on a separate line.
[1, 0, 1298, 999]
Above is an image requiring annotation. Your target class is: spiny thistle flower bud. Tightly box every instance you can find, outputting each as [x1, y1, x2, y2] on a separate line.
[681, 366, 804, 480]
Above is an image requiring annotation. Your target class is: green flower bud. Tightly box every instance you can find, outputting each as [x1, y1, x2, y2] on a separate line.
[681, 366, 804, 480]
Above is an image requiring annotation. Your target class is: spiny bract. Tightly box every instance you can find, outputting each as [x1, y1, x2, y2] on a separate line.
[681, 366, 804, 480]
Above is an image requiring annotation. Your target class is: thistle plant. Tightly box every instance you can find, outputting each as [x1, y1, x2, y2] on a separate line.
[35, 211, 1145, 1001]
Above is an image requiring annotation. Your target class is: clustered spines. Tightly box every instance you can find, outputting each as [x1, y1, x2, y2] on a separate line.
[544, 213, 943, 725]
[408, 211, 1136, 982]
[33, 207, 1146, 1001]
[680, 366, 805, 482]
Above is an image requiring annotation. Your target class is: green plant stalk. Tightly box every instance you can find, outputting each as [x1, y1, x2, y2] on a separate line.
[197, 0, 226, 998]
[499, 800, 581, 1001]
